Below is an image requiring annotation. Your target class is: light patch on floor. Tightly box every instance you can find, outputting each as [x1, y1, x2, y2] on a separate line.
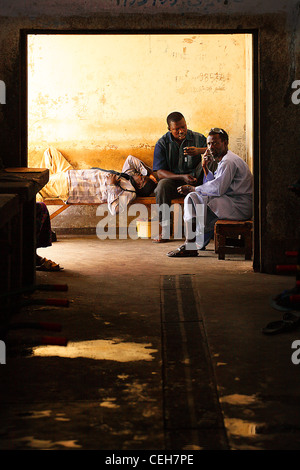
[182, 445, 203, 450]
[31, 339, 157, 362]
[118, 374, 129, 380]
[220, 394, 258, 406]
[100, 398, 120, 409]
[12, 436, 81, 450]
[224, 418, 258, 437]
[142, 408, 158, 418]
[124, 380, 150, 401]
[19, 410, 70, 422]
[20, 410, 52, 419]
[55, 416, 70, 421]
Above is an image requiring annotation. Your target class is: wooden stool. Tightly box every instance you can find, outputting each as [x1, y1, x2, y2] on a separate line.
[214, 219, 253, 260]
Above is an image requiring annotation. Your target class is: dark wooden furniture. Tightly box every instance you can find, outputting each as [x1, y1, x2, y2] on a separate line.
[214, 219, 253, 260]
[0, 168, 49, 289]
[43, 196, 185, 238]
[0, 194, 21, 321]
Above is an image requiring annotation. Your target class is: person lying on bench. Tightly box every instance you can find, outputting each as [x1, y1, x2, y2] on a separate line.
[167, 128, 253, 257]
[38, 147, 157, 215]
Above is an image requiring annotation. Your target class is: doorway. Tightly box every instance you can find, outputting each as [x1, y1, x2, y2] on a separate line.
[24, 31, 258, 266]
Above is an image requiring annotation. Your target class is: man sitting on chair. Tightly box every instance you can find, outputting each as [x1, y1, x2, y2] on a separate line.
[167, 128, 253, 257]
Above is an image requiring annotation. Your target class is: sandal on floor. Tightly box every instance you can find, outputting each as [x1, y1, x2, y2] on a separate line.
[262, 312, 300, 335]
[36, 257, 64, 272]
[152, 235, 170, 243]
[167, 244, 198, 258]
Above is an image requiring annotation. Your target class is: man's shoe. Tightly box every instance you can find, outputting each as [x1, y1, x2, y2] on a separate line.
[167, 244, 198, 257]
[152, 234, 170, 243]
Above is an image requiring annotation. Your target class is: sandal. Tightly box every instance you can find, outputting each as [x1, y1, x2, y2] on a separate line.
[152, 234, 170, 243]
[262, 312, 300, 335]
[167, 244, 198, 258]
[36, 257, 64, 272]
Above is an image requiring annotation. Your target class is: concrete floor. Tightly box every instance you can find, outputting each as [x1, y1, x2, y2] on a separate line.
[1, 235, 300, 451]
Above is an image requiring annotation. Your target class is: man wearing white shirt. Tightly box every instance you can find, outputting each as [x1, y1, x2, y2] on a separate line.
[167, 128, 253, 257]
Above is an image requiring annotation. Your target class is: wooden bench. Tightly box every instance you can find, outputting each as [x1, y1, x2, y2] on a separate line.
[44, 196, 184, 217]
[43, 196, 185, 237]
[214, 219, 253, 260]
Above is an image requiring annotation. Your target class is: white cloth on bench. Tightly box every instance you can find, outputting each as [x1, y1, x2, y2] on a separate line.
[38, 147, 149, 215]
[38, 146, 72, 201]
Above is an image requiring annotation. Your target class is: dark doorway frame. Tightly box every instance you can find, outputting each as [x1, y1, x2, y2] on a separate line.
[20, 28, 260, 270]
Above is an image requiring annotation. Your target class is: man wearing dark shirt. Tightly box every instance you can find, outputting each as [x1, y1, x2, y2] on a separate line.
[152, 111, 215, 242]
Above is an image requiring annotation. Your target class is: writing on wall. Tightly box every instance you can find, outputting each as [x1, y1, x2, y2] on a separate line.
[27, 33, 252, 169]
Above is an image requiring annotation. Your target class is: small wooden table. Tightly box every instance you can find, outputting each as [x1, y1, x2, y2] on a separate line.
[214, 219, 253, 260]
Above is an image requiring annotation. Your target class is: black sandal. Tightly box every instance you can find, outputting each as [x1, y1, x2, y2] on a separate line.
[262, 312, 300, 335]
[152, 234, 170, 243]
[167, 244, 198, 258]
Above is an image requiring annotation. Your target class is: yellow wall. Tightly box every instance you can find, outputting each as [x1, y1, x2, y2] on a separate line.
[28, 33, 253, 171]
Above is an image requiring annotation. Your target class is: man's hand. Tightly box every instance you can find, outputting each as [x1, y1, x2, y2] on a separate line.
[156, 170, 196, 184]
[106, 173, 119, 185]
[149, 173, 158, 184]
[202, 149, 213, 176]
[182, 174, 197, 184]
[177, 185, 194, 195]
[184, 146, 205, 156]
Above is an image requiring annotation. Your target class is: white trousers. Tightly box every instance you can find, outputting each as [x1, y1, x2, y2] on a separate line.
[183, 192, 218, 249]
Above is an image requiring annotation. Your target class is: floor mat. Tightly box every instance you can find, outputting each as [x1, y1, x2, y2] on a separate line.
[160, 274, 228, 450]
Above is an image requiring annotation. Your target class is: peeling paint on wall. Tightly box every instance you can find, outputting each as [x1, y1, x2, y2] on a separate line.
[28, 33, 253, 170]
